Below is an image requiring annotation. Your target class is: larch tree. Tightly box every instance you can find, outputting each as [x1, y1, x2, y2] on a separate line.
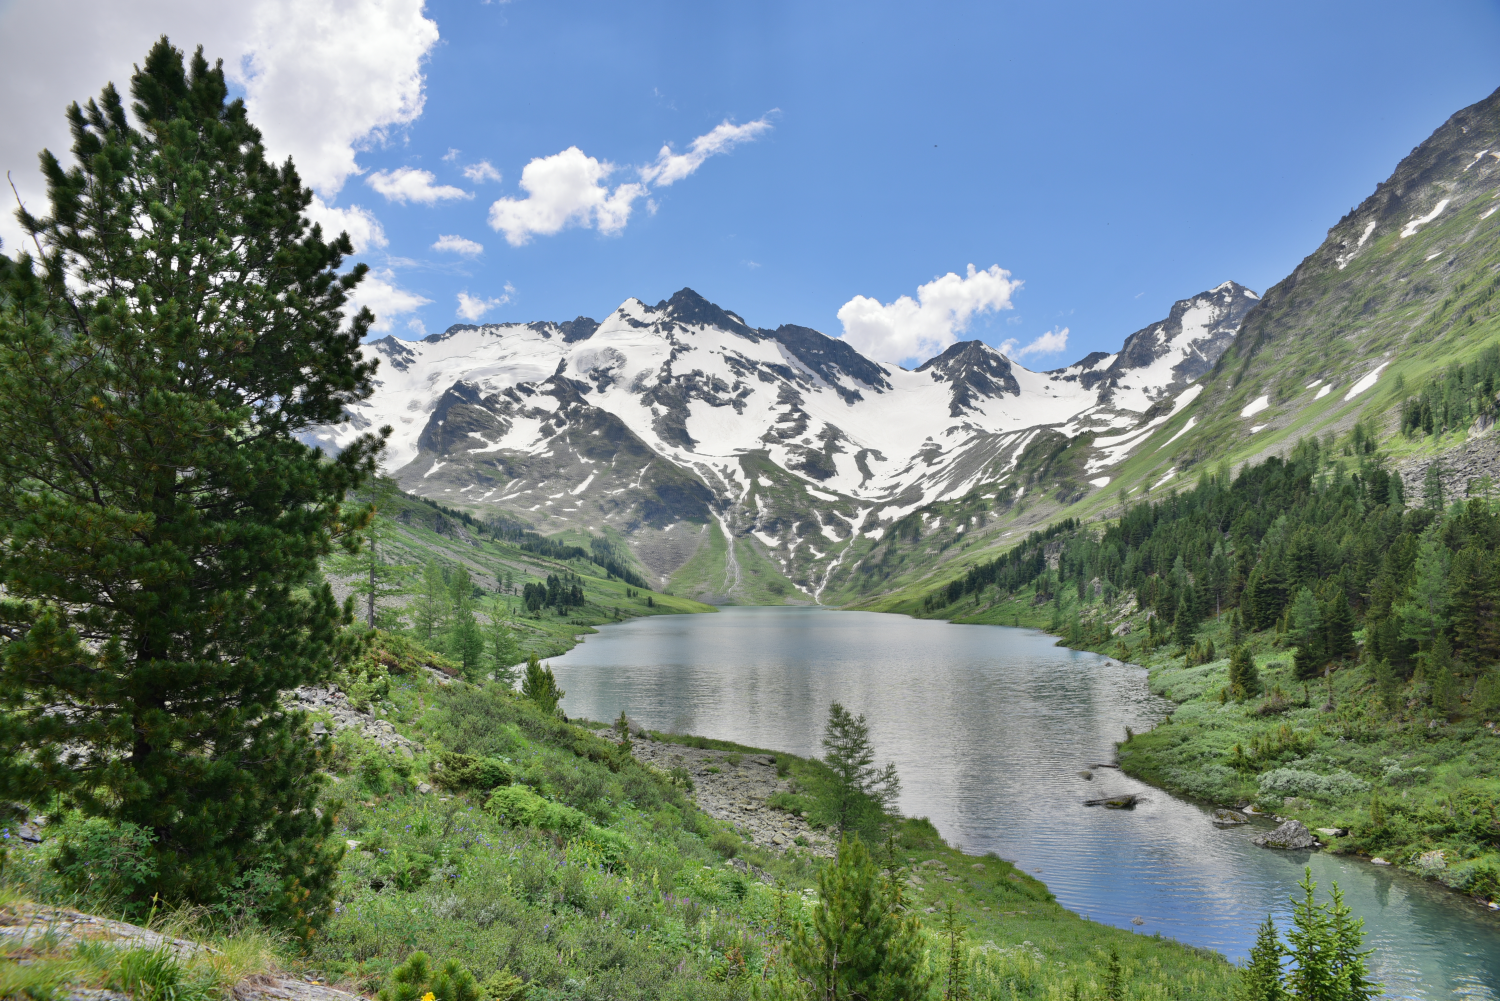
[0, 39, 387, 929]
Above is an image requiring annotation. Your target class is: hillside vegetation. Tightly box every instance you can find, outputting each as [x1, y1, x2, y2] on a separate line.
[906, 415, 1500, 903]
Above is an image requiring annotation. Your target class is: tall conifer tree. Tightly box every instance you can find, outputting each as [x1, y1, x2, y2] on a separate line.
[0, 39, 386, 927]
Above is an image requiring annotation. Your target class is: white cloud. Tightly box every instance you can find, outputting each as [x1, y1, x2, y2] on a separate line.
[367, 167, 472, 205]
[463, 160, 502, 183]
[485, 117, 772, 246]
[352, 268, 431, 332]
[442, 148, 460, 162]
[456, 285, 513, 321]
[0, 0, 436, 251]
[432, 234, 484, 256]
[837, 265, 1021, 365]
[305, 195, 387, 252]
[639, 115, 774, 187]
[999, 327, 1069, 361]
[237, 0, 439, 197]
[487, 147, 646, 246]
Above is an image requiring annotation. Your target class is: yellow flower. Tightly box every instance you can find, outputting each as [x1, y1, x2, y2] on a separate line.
[421, 993, 435, 1001]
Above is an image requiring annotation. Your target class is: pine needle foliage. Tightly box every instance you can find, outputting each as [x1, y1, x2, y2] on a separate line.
[784, 836, 933, 1001]
[813, 702, 901, 841]
[0, 38, 386, 928]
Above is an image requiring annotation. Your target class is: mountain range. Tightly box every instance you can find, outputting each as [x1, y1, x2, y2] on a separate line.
[312, 84, 1500, 606]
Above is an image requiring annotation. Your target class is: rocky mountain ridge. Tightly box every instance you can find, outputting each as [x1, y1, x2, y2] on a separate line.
[309, 282, 1259, 601]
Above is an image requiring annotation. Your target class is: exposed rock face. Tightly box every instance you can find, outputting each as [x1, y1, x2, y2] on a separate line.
[288, 685, 424, 757]
[308, 280, 1254, 602]
[1253, 819, 1319, 849]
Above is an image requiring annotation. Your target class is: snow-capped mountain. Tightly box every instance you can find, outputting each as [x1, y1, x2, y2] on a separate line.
[311, 283, 1258, 599]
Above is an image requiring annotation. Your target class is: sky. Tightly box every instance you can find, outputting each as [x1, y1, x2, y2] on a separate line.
[2, 1, 1499, 369]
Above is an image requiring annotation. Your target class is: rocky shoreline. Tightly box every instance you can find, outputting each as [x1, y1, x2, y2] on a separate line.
[593, 725, 837, 858]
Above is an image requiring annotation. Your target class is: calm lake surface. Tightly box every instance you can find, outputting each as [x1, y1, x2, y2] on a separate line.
[548, 606, 1500, 999]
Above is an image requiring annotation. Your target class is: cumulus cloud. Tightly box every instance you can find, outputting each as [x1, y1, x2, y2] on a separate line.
[456, 285, 514, 321]
[0, 0, 436, 251]
[639, 116, 774, 187]
[432, 234, 484, 256]
[367, 167, 472, 205]
[488, 147, 646, 246]
[237, 0, 439, 197]
[486, 116, 773, 245]
[837, 265, 1021, 366]
[352, 268, 431, 332]
[305, 195, 387, 252]
[463, 160, 502, 183]
[999, 327, 1070, 361]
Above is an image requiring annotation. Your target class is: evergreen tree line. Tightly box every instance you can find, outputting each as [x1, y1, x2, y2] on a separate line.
[927, 429, 1500, 699]
[1398, 343, 1500, 438]
[413, 561, 521, 681]
[487, 516, 646, 588]
[522, 572, 586, 613]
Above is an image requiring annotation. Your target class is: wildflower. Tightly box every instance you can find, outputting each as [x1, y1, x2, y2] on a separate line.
[421, 993, 435, 1001]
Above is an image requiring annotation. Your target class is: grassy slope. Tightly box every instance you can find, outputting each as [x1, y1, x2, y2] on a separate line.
[4, 634, 1237, 1000]
[299, 653, 1238, 999]
[330, 491, 716, 661]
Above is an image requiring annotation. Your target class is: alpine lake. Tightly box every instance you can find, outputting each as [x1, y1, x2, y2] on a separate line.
[547, 606, 1500, 1000]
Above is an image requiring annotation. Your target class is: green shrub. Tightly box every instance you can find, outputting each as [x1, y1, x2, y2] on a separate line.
[707, 828, 741, 858]
[378, 951, 481, 1001]
[47, 814, 158, 911]
[1257, 767, 1370, 801]
[436, 751, 515, 791]
[485, 786, 587, 837]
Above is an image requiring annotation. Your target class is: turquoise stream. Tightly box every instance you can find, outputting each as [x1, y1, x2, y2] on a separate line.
[547, 606, 1500, 999]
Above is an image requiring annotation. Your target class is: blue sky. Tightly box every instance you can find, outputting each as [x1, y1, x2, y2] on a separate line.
[3, 0, 1500, 367]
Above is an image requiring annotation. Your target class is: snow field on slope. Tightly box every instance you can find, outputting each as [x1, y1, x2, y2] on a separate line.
[1108, 300, 1224, 414]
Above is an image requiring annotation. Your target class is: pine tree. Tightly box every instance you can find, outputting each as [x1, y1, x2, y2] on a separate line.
[1102, 947, 1124, 1001]
[0, 39, 384, 927]
[484, 600, 521, 684]
[786, 837, 934, 1001]
[1286, 868, 1337, 1001]
[1229, 646, 1260, 699]
[326, 479, 411, 629]
[415, 561, 447, 641]
[1322, 588, 1356, 664]
[815, 702, 902, 841]
[448, 602, 485, 681]
[1328, 882, 1379, 1001]
[941, 901, 970, 1001]
[1290, 587, 1325, 679]
[520, 654, 564, 715]
[1240, 915, 1287, 1001]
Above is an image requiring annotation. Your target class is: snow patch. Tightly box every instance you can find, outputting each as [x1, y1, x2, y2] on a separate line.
[1400, 199, 1450, 238]
[1483, 206, 1498, 222]
[1240, 395, 1270, 418]
[1315, 384, 1332, 400]
[1159, 417, 1197, 450]
[1426, 252, 1442, 262]
[1343, 362, 1390, 402]
[751, 530, 780, 549]
[807, 487, 838, 501]
[757, 476, 773, 488]
[1305, 378, 1322, 389]
[1152, 468, 1176, 490]
[1249, 424, 1267, 434]
[423, 460, 447, 478]
[1089, 476, 1111, 488]
[571, 472, 596, 495]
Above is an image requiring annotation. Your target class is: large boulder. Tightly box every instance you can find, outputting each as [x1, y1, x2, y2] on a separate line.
[1253, 819, 1319, 850]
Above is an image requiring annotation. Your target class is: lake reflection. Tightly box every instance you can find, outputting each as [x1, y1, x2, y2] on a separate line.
[549, 607, 1500, 999]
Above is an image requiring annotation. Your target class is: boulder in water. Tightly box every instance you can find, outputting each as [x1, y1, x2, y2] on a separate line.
[1212, 808, 1248, 825]
[1084, 794, 1138, 809]
[1253, 819, 1319, 850]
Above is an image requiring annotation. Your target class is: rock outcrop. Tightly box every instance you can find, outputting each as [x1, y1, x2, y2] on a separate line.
[1253, 819, 1320, 850]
